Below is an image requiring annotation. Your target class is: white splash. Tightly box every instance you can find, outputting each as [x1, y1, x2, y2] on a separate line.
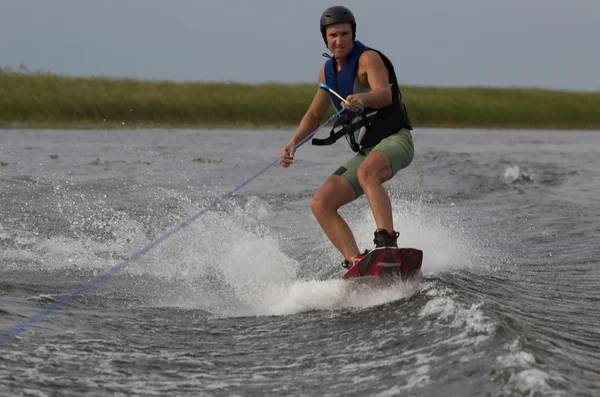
[503, 165, 535, 183]
[254, 277, 421, 317]
[495, 338, 565, 397]
[2, 188, 492, 318]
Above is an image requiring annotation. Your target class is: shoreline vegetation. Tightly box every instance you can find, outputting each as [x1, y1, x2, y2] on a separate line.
[2, 70, 600, 130]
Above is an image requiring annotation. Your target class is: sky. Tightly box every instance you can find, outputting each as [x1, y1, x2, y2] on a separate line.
[1, 0, 599, 91]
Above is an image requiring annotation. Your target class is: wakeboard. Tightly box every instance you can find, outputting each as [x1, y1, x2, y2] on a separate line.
[340, 247, 423, 280]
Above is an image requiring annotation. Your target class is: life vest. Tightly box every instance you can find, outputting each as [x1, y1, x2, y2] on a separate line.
[312, 41, 412, 153]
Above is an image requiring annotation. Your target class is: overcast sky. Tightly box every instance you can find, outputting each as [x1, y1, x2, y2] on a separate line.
[2, 0, 599, 90]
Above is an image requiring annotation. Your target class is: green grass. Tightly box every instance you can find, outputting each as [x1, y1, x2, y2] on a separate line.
[1, 72, 600, 129]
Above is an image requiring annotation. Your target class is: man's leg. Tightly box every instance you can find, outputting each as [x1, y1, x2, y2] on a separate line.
[356, 150, 395, 234]
[357, 129, 415, 236]
[310, 175, 361, 262]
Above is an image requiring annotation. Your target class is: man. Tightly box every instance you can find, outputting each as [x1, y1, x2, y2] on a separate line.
[278, 6, 414, 268]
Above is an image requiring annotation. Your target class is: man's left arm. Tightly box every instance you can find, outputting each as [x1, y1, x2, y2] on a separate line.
[346, 51, 393, 110]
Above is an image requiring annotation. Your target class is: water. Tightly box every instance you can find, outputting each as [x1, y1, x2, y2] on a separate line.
[0, 127, 599, 396]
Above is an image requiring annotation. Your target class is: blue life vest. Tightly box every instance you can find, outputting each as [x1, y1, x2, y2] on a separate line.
[324, 41, 371, 112]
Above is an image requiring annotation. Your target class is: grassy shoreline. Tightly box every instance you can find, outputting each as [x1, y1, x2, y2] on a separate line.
[2, 73, 600, 130]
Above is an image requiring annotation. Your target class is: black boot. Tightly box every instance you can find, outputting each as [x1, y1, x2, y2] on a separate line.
[373, 229, 399, 248]
[341, 250, 369, 269]
[341, 259, 352, 269]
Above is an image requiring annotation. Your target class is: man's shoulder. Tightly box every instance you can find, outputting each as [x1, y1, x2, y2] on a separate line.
[358, 49, 384, 65]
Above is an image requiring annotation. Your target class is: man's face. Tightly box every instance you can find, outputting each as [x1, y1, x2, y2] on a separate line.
[325, 23, 353, 59]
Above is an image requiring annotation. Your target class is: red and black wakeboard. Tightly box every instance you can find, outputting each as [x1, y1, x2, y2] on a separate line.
[340, 247, 423, 281]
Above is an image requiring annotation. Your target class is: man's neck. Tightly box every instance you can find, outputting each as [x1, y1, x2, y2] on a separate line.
[335, 56, 347, 70]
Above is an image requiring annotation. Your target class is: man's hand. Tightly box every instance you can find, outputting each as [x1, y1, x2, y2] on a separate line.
[344, 94, 364, 112]
[279, 142, 296, 168]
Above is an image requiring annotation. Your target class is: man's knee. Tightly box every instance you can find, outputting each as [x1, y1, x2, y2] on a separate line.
[357, 154, 392, 187]
[357, 163, 383, 188]
[310, 177, 354, 216]
[310, 191, 331, 217]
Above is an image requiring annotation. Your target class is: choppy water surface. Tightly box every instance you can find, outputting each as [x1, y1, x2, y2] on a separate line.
[0, 127, 599, 396]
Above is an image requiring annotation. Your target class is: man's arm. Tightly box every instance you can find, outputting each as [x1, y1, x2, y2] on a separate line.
[279, 66, 331, 168]
[288, 66, 332, 146]
[346, 51, 392, 110]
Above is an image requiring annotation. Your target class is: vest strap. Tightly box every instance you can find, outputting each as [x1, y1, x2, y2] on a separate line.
[311, 111, 377, 152]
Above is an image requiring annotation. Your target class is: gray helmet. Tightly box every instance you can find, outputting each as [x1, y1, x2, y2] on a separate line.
[319, 6, 356, 44]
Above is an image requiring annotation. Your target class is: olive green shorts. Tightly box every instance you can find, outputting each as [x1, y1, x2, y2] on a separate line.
[334, 128, 414, 198]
